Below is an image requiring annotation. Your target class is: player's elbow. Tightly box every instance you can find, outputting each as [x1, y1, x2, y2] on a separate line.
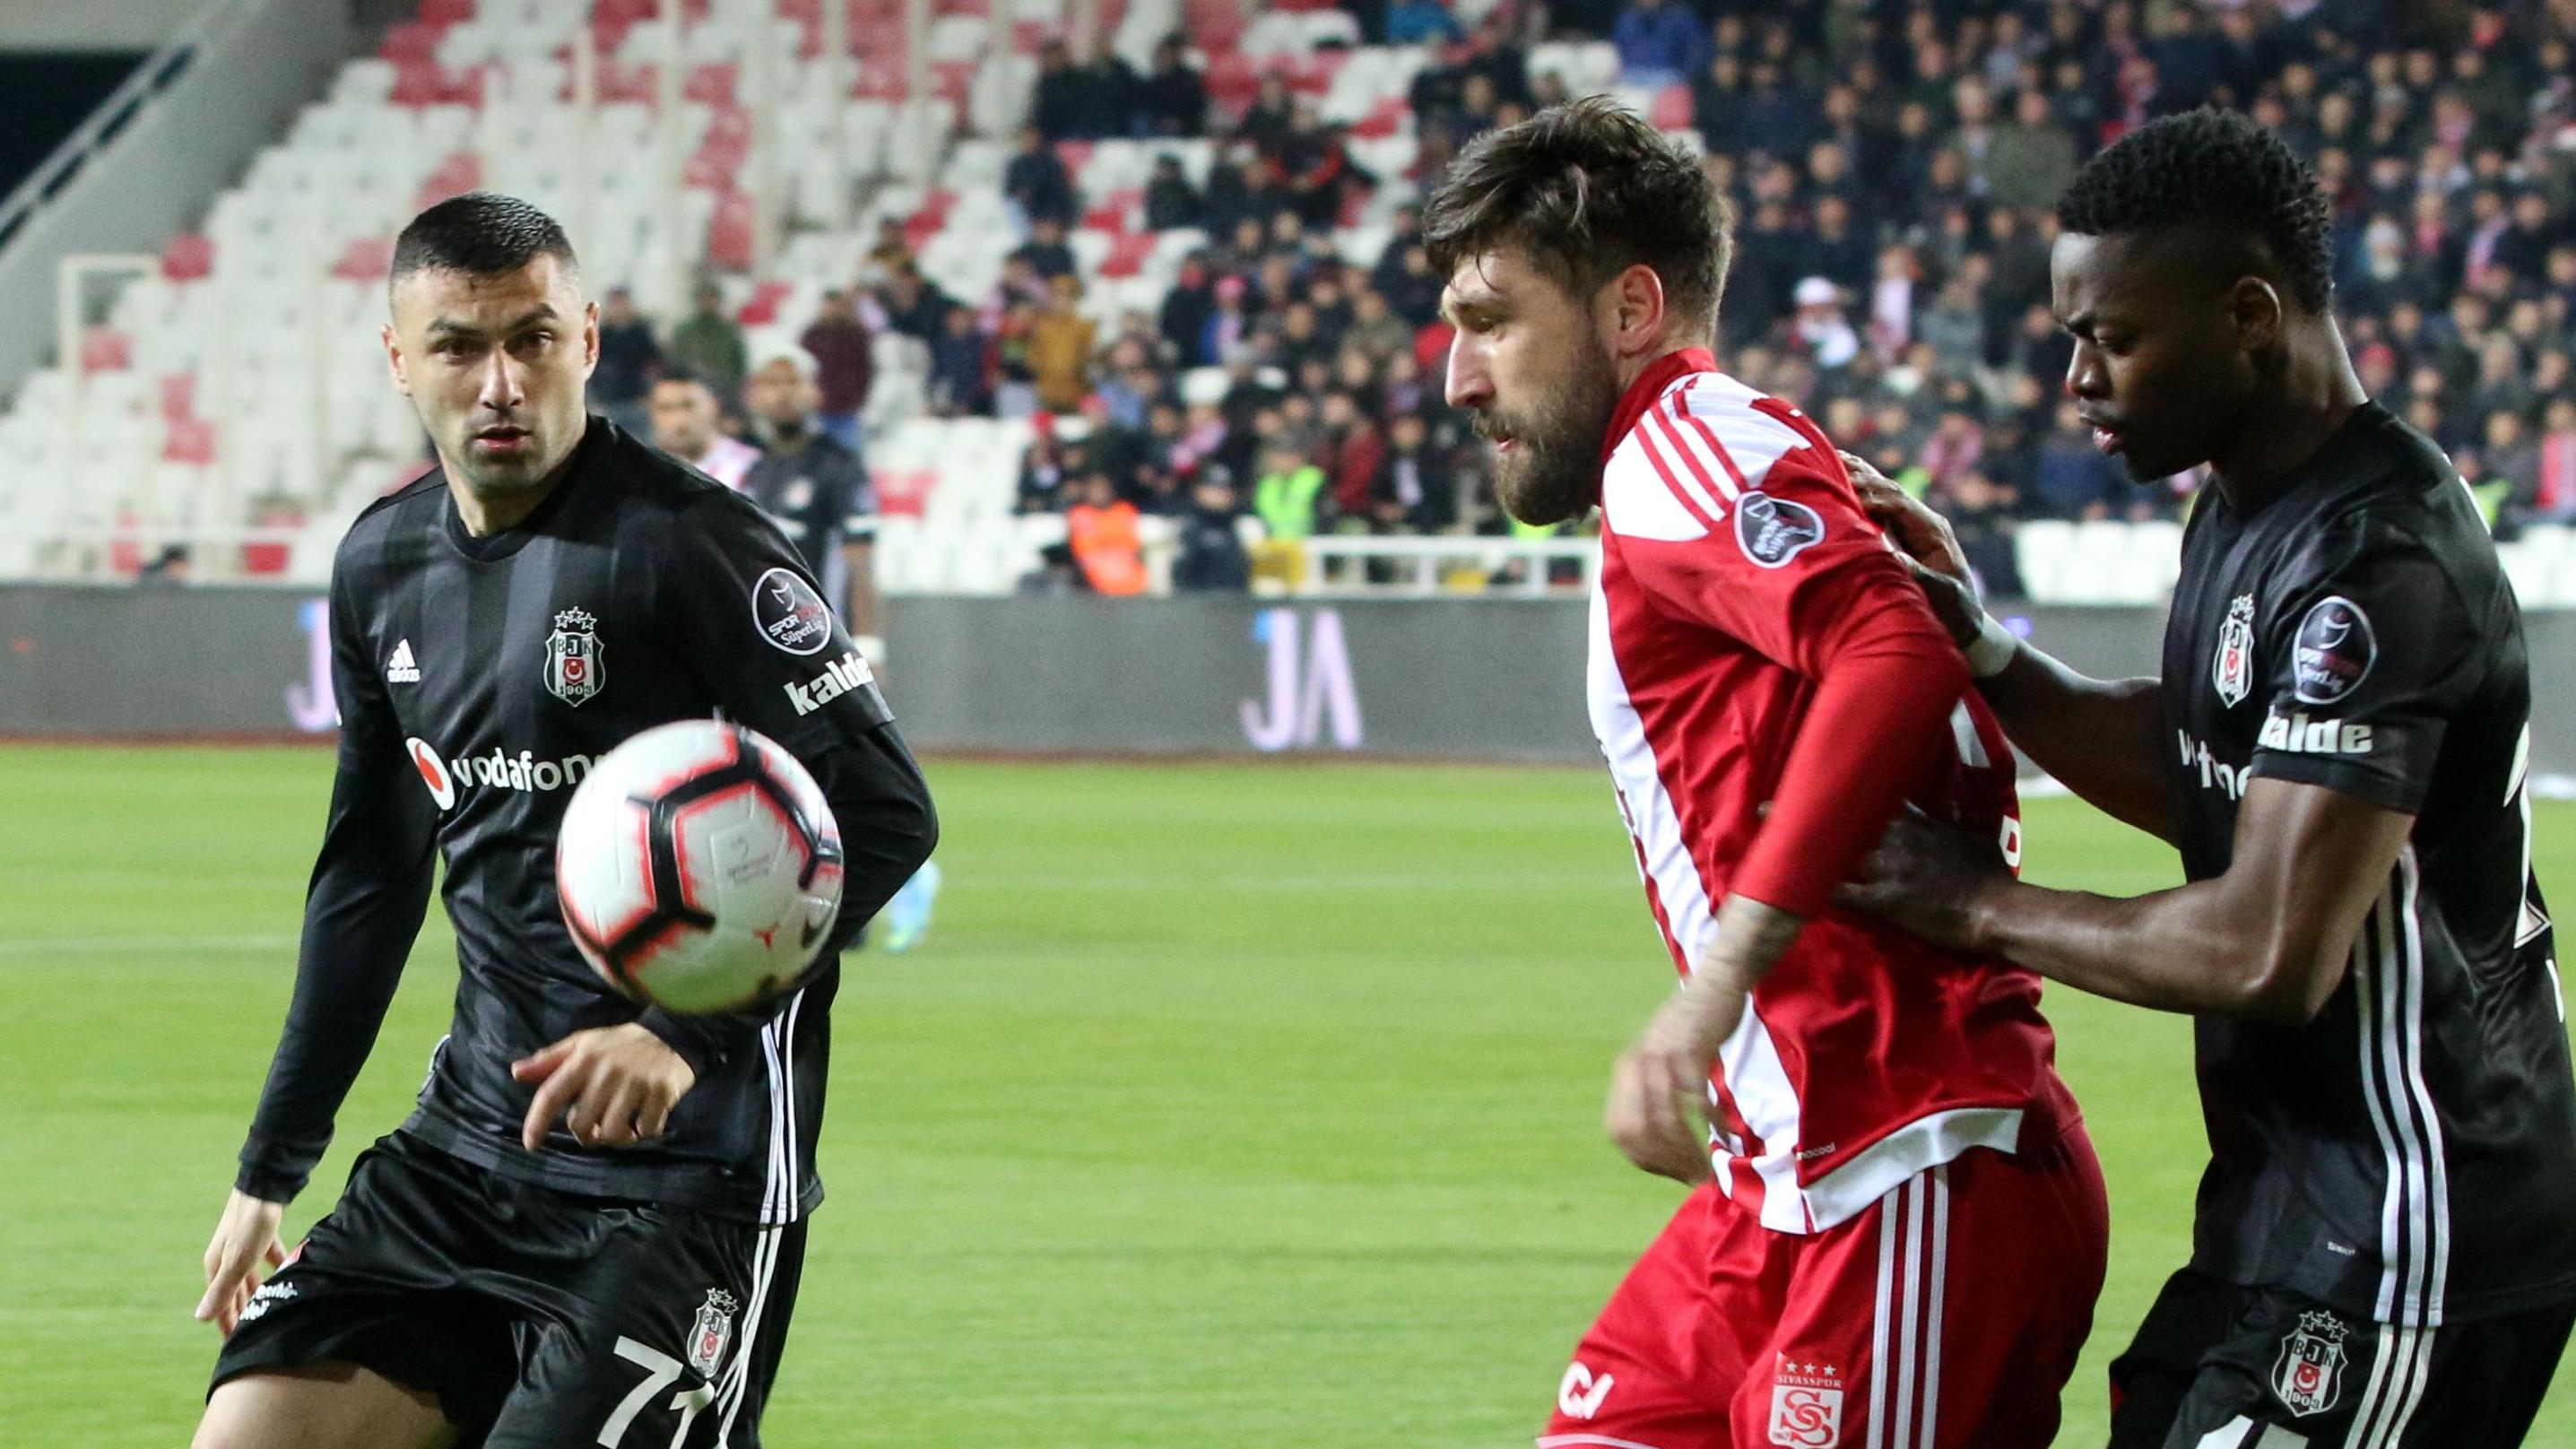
[2233, 935, 2350, 1026]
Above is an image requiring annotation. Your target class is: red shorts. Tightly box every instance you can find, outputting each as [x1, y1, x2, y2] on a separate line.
[1540, 1130, 2106, 1449]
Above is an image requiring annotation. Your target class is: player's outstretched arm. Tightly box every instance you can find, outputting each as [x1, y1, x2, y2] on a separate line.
[1842, 777, 2407, 1022]
[1845, 454, 2178, 845]
[212, 572, 437, 1325]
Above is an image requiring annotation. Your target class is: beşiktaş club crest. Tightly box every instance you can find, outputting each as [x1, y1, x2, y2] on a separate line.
[2272, 1309, 2350, 1417]
[2213, 593, 2257, 708]
[544, 607, 605, 707]
[688, 1288, 739, 1377]
[1767, 1360, 1844, 1448]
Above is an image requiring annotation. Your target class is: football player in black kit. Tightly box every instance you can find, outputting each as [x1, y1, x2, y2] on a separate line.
[190, 193, 937, 1449]
[1842, 110, 2576, 1446]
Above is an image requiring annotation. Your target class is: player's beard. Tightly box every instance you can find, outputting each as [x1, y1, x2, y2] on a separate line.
[1480, 343, 1621, 527]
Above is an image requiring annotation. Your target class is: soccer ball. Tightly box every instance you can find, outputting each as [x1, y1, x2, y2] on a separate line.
[556, 720, 845, 1015]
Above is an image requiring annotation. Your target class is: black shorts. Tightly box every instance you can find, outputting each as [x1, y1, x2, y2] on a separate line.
[211, 1131, 808, 1449]
[2108, 1267, 2573, 1448]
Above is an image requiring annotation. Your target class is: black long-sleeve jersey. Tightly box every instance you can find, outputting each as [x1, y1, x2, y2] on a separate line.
[2163, 400, 2576, 1326]
[237, 417, 937, 1225]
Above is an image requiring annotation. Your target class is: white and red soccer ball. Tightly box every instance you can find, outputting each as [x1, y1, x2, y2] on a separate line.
[555, 720, 845, 1014]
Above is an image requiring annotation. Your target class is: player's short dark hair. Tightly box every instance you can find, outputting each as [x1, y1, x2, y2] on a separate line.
[651, 365, 711, 394]
[390, 193, 578, 298]
[2056, 108, 2333, 314]
[1421, 96, 1732, 334]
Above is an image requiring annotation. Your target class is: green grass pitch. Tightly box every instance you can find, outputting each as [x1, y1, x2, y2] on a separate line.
[4, 746, 2568, 1445]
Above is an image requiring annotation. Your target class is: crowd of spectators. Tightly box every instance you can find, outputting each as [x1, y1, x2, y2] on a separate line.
[623, 0, 2576, 595]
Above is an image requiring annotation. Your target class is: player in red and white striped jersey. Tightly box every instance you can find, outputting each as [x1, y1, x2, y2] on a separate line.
[1424, 100, 2106, 1449]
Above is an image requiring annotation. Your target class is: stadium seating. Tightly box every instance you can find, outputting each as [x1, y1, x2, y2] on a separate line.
[3, 0, 2569, 605]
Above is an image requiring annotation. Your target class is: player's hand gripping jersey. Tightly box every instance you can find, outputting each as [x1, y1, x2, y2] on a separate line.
[1589, 350, 2078, 1231]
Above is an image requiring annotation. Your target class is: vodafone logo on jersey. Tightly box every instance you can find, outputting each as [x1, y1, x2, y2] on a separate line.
[403, 737, 595, 810]
[408, 738, 457, 810]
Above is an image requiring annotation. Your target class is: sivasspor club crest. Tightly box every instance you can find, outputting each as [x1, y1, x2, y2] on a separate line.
[688, 1288, 739, 1377]
[1768, 1360, 1844, 1448]
[544, 607, 605, 707]
[2271, 1309, 2349, 1417]
[2213, 593, 2256, 708]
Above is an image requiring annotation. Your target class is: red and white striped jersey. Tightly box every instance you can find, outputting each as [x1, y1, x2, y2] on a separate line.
[1587, 350, 2077, 1234]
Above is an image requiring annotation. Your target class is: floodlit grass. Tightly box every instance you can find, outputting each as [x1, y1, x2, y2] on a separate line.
[3, 748, 2566, 1444]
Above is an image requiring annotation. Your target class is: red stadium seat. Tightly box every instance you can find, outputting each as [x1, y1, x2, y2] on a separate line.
[932, 60, 976, 101]
[872, 466, 936, 517]
[707, 190, 756, 271]
[684, 62, 737, 104]
[416, 0, 477, 22]
[80, 327, 132, 373]
[160, 233, 213, 282]
[735, 280, 794, 325]
[158, 373, 196, 424]
[414, 151, 483, 213]
[1352, 96, 1407, 139]
[163, 418, 216, 466]
[1082, 188, 1141, 233]
[389, 59, 447, 107]
[331, 238, 395, 282]
[378, 22, 444, 62]
[1203, 52, 1261, 113]
[1099, 231, 1157, 278]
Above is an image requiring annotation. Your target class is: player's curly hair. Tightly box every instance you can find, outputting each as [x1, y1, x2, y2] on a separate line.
[1422, 96, 1732, 334]
[2056, 108, 2334, 313]
[391, 193, 578, 297]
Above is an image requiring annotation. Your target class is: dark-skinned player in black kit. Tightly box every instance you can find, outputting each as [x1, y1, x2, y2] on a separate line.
[1843, 109, 2576, 1449]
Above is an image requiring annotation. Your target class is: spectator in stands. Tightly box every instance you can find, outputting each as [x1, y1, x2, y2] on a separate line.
[880, 263, 958, 343]
[1349, 279, 1411, 363]
[1253, 443, 1328, 541]
[648, 370, 759, 491]
[1369, 412, 1453, 533]
[1159, 257, 1219, 366]
[2534, 399, 2576, 523]
[1005, 126, 1079, 230]
[1066, 471, 1148, 593]
[594, 286, 661, 436]
[1986, 86, 2079, 213]
[1387, 0, 1462, 46]
[2028, 402, 2127, 520]
[927, 304, 993, 417]
[666, 283, 747, 413]
[1611, 0, 1708, 89]
[1919, 401, 1985, 492]
[1096, 337, 1160, 430]
[1030, 274, 1097, 413]
[1032, 41, 1086, 140]
[1944, 470, 2026, 597]
[1144, 154, 1204, 231]
[1237, 76, 1298, 159]
[1787, 276, 1860, 369]
[1011, 215, 1079, 282]
[1138, 34, 1209, 138]
[1320, 391, 1387, 519]
[1172, 473, 1253, 590]
[799, 288, 874, 452]
[860, 217, 914, 288]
